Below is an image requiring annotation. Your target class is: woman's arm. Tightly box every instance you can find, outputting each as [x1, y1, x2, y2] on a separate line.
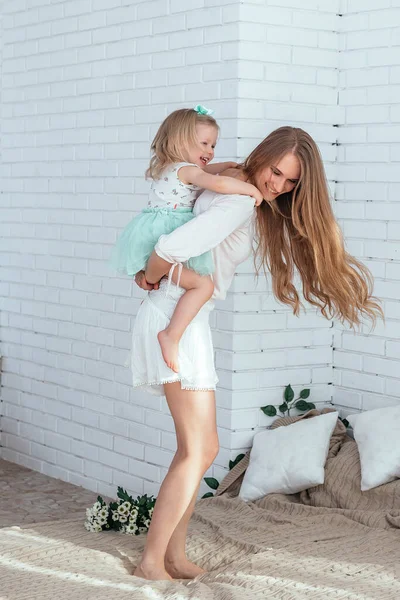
[203, 161, 237, 175]
[154, 192, 255, 266]
[179, 166, 263, 205]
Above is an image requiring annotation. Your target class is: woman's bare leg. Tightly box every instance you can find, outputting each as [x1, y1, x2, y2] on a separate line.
[164, 481, 206, 579]
[146, 250, 214, 373]
[134, 383, 218, 581]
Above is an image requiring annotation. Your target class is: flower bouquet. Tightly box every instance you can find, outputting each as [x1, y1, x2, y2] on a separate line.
[84, 486, 155, 535]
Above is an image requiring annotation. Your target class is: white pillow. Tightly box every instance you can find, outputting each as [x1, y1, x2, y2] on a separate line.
[347, 405, 400, 491]
[239, 411, 338, 502]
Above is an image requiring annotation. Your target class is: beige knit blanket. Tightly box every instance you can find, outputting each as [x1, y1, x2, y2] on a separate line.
[1, 410, 399, 599]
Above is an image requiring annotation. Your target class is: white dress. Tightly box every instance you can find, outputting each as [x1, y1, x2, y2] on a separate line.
[110, 162, 213, 277]
[131, 191, 256, 396]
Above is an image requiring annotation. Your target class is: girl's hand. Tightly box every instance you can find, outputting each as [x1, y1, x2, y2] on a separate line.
[134, 270, 160, 291]
[250, 187, 264, 207]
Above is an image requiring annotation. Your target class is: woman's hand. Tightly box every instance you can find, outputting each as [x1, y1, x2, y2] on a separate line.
[134, 270, 160, 291]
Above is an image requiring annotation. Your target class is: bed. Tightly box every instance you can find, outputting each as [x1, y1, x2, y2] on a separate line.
[1, 411, 399, 599]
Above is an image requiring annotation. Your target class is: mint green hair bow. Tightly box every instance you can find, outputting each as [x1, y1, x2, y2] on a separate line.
[194, 104, 214, 116]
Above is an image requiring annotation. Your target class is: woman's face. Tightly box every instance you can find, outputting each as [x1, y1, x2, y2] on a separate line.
[255, 152, 301, 203]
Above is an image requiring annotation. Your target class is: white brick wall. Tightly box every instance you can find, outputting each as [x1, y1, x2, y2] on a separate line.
[0, 0, 243, 499]
[0, 0, 397, 499]
[333, 2, 400, 415]
[220, 0, 340, 459]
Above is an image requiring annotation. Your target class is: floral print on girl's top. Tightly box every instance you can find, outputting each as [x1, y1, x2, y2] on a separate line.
[147, 162, 202, 209]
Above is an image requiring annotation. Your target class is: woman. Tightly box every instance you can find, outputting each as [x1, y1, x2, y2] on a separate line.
[132, 126, 382, 581]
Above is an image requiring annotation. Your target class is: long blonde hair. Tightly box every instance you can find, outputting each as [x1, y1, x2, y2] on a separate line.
[243, 126, 383, 329]
[146, 108, 219, 180]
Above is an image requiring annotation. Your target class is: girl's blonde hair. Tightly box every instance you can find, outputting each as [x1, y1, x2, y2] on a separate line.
[243, 126, 383, 329]
[146, 108, 219, 180]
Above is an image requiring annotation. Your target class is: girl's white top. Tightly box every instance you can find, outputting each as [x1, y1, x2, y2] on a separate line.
[155, 190, 256, 300]
[148, 162, 201, 209]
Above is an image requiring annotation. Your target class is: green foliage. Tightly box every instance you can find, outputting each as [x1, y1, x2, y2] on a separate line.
[284, 384, 295, 403]
[261, 405, 277, 417]
[260, 384, 315, 419]
[204, 477, 219, 490]
[295, 400, 315, 412]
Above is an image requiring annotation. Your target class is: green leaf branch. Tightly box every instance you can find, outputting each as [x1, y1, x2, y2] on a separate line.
[261, 384, 315, 418]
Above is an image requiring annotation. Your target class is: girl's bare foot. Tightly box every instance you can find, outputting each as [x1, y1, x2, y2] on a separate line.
[134, 562, 173, 581]
[158, 330, 179, 373]
[165, 556, 206, 580]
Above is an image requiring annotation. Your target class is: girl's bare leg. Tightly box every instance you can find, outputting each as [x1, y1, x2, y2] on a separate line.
[134, 383, 218, 581]
[145, 251, 173, 284]
[145, 250, 214, 373]
[157, 267, 213, 372]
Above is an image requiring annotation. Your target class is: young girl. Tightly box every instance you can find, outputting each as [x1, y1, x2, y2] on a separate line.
[111, 105, 263, 372]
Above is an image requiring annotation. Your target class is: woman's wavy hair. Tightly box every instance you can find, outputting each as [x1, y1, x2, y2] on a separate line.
[242, 126, 383, 329]
[146, 108, 219, 180]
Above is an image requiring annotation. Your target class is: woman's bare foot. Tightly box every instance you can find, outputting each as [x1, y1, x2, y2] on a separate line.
[134, 562, 173, 581]
[165, 556, 206, 580]
[158, 329, 179, 373]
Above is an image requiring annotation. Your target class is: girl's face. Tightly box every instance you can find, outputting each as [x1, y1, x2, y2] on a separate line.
[255, 152, 301, 203]
[187, 123, 218, 169]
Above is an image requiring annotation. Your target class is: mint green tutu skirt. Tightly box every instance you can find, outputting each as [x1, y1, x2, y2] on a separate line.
[110, 207, 214, 277]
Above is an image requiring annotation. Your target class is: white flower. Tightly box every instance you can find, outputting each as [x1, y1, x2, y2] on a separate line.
[144, 519, 150, 528]
[139, 526, 147, 533]
[86, 508, 93, 518]
[119, 515, 128, 523]
[122, 501, 131, 510]
[126, 523, 138, 534]
[93, 501, 102, 512]
[112, 511, 119, 521]
[85, 521, 101, 533]
[149, 507, 154, 516]
[117, 504, 128, 515]
[98, 516, 108, 525]
[99, 508, 108, 519]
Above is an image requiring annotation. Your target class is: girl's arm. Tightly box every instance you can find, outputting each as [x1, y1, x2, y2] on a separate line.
[179, 165, 263, 206]
[203, 161, 237, 175]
